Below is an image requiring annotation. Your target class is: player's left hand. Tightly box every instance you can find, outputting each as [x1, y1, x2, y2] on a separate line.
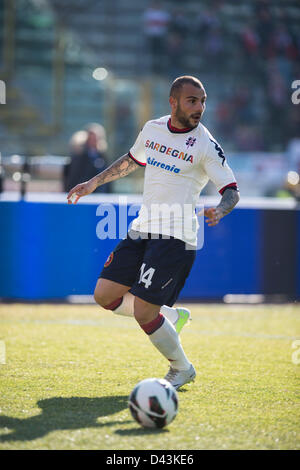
[204, 207, 223, 227]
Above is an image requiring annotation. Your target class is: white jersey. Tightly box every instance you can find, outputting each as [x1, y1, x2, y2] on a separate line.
[128, 115, 237, 246]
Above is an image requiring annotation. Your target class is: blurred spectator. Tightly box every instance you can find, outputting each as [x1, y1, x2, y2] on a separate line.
[63, 123, 111, 193]
[265, 62, 289, 147]
[240, 23, 260, 64]
[168, 8, 189, 40]
[215, 86, 263, 151]
[166, 32, 185, 79]
[233, 124, 264, 151]
[195, 7, 221, 70]
[143, 1, 170, 75]
[203, 25, 225, 70]
[214, 99, 234, 136]
[166, 7, 189, 77]
[270, 23, 296, 61]
[195, 4, 221, 41]
[255, 5, 274, 58]
[232, 86, 256, 125]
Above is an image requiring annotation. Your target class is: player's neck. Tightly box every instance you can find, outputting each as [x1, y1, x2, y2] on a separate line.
[168, 117, 194, 133]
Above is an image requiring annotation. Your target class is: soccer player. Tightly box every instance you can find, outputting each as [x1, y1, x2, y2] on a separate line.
[67, 76, 240, 390]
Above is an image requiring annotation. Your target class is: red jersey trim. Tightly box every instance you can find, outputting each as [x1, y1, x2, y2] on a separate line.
[128, 152, 146, 167]
[167, 118, 195, 134]
[219, 182, 238, 195]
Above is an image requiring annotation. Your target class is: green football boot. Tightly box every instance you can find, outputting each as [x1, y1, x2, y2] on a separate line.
[174, 307, 191, 334]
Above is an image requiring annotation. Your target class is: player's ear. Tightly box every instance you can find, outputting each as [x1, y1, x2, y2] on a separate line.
[169, 95, 177, 112]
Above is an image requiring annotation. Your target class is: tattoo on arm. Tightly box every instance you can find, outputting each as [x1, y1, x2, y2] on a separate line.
[217, 188, 240, 217]
[93, 153, 140, 188]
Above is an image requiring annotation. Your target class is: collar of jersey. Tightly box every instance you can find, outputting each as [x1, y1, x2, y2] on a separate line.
[167, 118, 196, 134]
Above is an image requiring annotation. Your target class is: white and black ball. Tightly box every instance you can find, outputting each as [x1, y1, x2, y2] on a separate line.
[128, 378, 178, 429]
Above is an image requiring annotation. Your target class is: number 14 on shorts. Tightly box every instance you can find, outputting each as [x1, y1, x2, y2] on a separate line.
[139, 263, 156, 289]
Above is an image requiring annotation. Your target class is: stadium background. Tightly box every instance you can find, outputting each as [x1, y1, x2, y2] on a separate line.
[0, 0, 299, 302]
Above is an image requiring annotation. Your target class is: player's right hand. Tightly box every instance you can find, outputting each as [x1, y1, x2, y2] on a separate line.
[204, 207, 223, 226]
[67, 179, 98, 204]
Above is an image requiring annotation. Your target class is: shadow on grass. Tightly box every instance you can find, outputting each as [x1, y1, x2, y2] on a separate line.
[0, 395, 129, 443]
[115, 427, 169, 436]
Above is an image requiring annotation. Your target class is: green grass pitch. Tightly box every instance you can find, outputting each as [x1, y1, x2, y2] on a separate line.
[0, 303, 299, 450]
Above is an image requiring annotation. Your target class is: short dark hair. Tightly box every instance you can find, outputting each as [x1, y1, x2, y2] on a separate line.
[169, 76, 204, 98]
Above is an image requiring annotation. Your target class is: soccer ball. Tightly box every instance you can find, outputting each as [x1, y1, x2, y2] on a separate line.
[128, 378, 178, 428]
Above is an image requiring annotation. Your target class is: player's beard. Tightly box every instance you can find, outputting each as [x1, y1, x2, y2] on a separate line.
[175, 103, 202, 129]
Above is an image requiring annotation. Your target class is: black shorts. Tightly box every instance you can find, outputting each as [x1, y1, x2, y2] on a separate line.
[99, 231, 196, 306]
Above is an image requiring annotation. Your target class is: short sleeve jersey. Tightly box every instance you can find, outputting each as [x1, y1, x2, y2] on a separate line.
[128, 115, 237, 246]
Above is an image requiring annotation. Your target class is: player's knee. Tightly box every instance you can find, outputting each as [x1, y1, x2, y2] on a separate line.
[94, 288, 122, 311]
[93, 288, 109, 308]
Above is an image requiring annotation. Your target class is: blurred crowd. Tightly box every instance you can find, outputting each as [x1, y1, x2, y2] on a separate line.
[143, 0, 300, 152]
[63, 123, 111, 193]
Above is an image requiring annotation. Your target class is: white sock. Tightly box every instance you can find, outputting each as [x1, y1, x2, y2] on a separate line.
[160, 305, 179, 324]
[113, 292, 179, 326]
[113, 292, 134, 317]
[145, 315, 191, 370]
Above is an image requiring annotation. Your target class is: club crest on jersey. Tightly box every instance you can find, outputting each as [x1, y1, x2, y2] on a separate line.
[104, 252, 114, 267]
[186, 136, 196, 148]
